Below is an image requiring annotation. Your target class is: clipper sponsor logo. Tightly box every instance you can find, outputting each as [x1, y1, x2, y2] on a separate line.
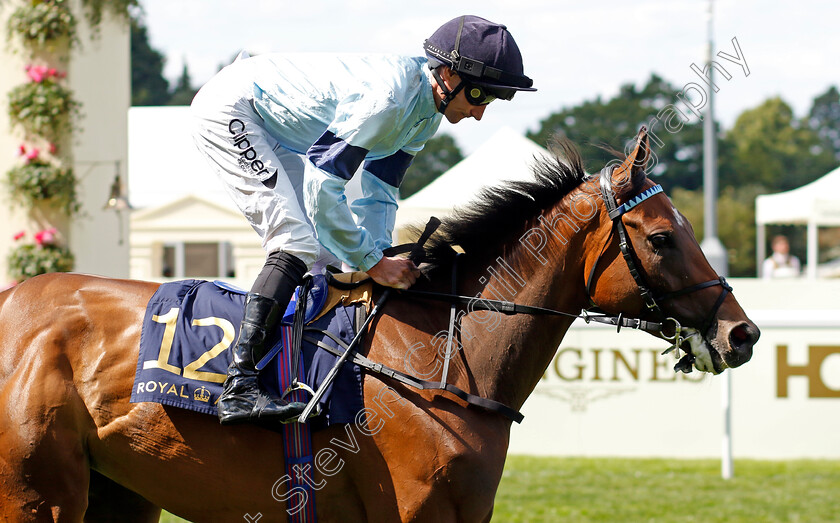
[228, 118, 275, 178]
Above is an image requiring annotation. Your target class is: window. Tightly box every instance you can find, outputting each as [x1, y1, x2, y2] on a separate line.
[160, 242, 234, 278]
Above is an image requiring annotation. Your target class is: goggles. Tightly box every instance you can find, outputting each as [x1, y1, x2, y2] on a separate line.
[463, 82, 515, 106]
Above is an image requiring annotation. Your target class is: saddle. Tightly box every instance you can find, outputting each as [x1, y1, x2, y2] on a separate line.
[130, 273, 373, 430]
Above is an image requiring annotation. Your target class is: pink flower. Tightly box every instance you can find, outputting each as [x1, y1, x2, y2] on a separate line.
[48, 142, 57, 154]
[17, 144, 26, 156]
[25, 64, 48, 83]
[47, 68, 57, 77]
[25, 148, 40, 161]
[13, 231, 25, 241]
[35, 228, 57, 246]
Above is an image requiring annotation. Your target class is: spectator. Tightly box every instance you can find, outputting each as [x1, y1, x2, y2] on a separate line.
[762, 235, 801, 278]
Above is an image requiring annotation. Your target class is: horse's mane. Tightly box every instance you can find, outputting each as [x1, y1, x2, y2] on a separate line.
[419, 136, 588, 273]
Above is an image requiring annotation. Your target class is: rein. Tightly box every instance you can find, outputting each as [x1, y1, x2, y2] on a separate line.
[304, 167, 735, 425]
[398, 166, 733, 375]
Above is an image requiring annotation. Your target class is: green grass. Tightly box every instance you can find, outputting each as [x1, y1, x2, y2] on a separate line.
[491, 456, 840, 522]
[159, 457, 840, 522]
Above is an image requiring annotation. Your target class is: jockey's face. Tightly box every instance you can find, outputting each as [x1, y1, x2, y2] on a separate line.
[435, 69, 489, 124]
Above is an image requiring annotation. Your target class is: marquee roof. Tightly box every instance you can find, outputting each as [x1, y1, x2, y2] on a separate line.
[396, 127, 551, 229]
[755, 164, 840, 226]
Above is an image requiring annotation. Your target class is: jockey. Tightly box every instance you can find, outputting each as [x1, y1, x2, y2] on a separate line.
[191, 15, 536, 425]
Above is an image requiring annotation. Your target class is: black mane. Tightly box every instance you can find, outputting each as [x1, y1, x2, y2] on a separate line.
[421, 136, 589, 271]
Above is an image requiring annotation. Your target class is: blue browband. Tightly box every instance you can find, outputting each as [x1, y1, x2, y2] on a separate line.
[607, 184, 664, 220]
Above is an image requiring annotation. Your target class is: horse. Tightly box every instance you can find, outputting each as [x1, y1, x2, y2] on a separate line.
[0, 128, 759, 522]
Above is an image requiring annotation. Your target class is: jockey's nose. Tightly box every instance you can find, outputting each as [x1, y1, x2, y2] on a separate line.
[470, 104, 487, 121]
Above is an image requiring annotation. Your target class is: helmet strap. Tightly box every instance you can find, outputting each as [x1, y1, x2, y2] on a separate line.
[432, 67, 465, 114]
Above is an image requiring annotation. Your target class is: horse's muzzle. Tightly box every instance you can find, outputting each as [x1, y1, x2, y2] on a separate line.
[718, 320, 760, 370]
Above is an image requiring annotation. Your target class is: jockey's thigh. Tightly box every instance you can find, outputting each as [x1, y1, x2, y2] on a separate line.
[192, 88, 319, 269]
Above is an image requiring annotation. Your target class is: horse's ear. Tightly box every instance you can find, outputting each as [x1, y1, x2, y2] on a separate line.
[635, 126, 650, 168]
[613, 126, 650, 189]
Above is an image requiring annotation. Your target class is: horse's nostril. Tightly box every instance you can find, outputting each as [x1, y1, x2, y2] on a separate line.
[730, 325, 749, 345]
[727, 322, 759, 368]
[730, 322, 760, 349]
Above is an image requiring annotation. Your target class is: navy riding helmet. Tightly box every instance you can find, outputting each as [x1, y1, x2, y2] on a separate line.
[424, 15, 536, 113]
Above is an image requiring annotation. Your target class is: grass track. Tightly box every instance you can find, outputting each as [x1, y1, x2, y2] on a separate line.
[491, 456, 840, 522]
[159, 456, 840, 522]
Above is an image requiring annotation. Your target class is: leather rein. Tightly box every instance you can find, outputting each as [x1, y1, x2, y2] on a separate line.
[397, 166, 733, 377]
[309, 168, 733, 424]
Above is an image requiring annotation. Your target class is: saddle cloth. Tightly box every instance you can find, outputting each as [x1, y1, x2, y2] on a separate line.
[130, 275, 370, 430]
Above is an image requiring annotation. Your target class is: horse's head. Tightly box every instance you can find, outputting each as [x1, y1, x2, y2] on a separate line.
[584, 127, 759, 374]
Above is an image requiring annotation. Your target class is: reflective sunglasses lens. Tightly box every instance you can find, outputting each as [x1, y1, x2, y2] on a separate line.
[465, 84, 495, 105]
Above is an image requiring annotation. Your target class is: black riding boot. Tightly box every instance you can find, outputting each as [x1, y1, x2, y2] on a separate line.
[217, 293, 306, 425]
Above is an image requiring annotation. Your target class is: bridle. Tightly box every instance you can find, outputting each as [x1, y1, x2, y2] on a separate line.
[337, 166, 737, 423]
[584, 165, 733, 350]
[398, 165, 733, 363]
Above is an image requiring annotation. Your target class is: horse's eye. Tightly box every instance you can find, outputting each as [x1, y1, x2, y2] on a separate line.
[648, 233, 672, 250]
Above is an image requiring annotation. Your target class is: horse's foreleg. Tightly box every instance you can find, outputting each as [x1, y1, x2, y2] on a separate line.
[0, 352, 92, 521]
[0, 403, 89, 521]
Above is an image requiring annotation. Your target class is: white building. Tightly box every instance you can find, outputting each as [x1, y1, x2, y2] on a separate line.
[128, 106, 263, 287]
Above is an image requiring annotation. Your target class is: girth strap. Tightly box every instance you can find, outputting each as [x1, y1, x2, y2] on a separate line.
[303, 327, 524, 424]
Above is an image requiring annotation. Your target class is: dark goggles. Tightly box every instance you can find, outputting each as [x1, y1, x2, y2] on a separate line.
[463, 82, 515, 105]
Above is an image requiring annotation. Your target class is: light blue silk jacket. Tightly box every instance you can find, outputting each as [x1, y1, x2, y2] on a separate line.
[249, 54, 443, 271]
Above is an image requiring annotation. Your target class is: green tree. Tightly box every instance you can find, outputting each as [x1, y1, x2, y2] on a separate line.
[400, 134, 463, 199]
[130, 14, 169, 106]
[528, 74, 708, 192]
[807, 85, 840, 161]
[167, 62, 198, 106]
[724, 97, 837, 191]
[670, 185, 764, 277]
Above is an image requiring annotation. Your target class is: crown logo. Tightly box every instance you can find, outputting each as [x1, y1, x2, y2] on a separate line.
[193, 386, 211, 403]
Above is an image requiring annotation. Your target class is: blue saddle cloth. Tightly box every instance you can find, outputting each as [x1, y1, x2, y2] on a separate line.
[130, 276, 364, 430]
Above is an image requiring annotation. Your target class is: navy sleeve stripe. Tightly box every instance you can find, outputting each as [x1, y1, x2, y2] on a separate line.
[364, 150, 414, 187]
[307, 131, 369, 181]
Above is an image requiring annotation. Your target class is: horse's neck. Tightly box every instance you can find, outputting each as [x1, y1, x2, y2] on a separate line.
[456, 205, 593, 413]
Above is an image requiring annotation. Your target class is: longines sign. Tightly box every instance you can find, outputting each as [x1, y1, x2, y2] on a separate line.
[537, 344, 840, 400]
[543, 347, 705, 383]
[513, 281, 840, 459]
[777, 345, 840, 398]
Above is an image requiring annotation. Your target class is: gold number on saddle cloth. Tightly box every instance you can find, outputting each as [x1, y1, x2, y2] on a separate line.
[184, 317, 235, 382]
[143, 306, 233, 384]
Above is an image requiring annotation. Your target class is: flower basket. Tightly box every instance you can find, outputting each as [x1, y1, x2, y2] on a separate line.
[6, 159, 80, 215]
[7, 229, 74, 282]
[7, 76, 79, 142]
[6, 0, 78, 50]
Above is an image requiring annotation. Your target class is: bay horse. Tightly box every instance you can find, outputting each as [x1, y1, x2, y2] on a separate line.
[0, 129, 759, 522]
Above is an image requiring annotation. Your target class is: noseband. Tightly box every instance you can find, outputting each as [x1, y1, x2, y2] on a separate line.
[584, 166, 733, 343]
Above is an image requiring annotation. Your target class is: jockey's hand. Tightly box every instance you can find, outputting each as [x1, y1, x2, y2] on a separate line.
[366, 256, 421, 289]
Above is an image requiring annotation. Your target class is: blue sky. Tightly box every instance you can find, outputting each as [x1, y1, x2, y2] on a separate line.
[140, 0, 839, 154]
